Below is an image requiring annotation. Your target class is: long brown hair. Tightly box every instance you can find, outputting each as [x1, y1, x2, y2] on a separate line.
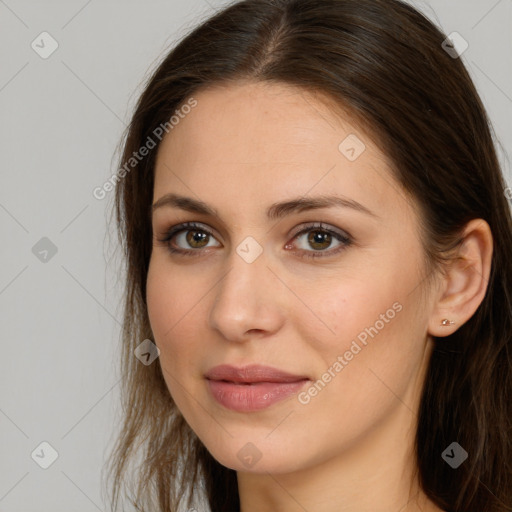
[104, 0, 512, 510]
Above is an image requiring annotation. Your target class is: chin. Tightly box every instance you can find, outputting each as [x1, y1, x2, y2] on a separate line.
[201, 435, 308, 474]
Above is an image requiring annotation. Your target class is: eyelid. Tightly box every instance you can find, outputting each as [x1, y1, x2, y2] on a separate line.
[158, 221, 220, 244]
[289, 221, 352, 241]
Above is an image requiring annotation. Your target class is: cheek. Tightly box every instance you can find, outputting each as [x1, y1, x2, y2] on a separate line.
[146, 259, 200, 372]
[294, 295, 420, 440]
[302, 263, 424, 403]
[314, 277, 425, 398]
[304, 277, 403, 352]
[146, 261, 173, 339]
[146, 259, 204, 412]
[146, 258, 196, 337]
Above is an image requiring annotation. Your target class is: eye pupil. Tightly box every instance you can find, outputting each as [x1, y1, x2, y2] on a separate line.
[308, 230, 331, 250]
[186, 230, 208, 248]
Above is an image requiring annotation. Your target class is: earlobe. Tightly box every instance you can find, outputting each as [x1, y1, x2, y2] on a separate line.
[427, 219, 493, 338]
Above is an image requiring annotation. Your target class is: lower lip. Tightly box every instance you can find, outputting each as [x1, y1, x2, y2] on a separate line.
[206, 379, 309, 412]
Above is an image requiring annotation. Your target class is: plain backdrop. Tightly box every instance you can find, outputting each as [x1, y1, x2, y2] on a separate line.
[0, 0, 511, 510]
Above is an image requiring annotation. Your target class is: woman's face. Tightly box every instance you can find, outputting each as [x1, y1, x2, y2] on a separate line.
[147, 81, 437, 474]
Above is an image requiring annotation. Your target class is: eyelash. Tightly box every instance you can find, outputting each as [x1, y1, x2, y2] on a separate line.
[157, 221, 353, 260]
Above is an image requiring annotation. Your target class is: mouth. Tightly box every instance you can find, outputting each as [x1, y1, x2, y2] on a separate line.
[204, 363, 310, 383]
[204, 364, 311, 411]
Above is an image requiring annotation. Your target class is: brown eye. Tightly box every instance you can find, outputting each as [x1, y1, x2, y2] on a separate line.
[306, 230, 333, 251]
[185, 229, 210, 248]
[158, 222, 221, 256]
[288, 222, 352, 260]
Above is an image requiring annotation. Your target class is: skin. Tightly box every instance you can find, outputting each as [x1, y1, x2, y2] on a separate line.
[146, 80, 493, 512]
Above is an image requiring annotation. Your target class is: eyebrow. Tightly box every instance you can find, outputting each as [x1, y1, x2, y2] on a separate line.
[152, 192, 377, 220]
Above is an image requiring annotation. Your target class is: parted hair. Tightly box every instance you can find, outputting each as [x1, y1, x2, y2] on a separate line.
[105, 1, 512, 510]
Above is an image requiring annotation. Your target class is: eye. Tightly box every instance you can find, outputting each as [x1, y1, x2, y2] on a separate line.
[156, 221, 352, 259]
[286, 222, 352, 259]
[157, 222, 220, 256]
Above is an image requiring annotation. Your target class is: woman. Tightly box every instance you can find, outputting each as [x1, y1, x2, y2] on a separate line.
[104, 0, 512, 510]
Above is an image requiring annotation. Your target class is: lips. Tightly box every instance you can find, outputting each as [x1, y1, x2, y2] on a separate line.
[204, 364, 310, 412]
[204, 364, 309, 383]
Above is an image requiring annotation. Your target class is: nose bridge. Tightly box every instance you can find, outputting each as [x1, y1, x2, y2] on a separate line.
[209, 240, 282, 340]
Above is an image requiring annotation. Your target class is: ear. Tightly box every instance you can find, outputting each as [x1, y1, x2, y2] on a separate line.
[428, 218, 493, 337]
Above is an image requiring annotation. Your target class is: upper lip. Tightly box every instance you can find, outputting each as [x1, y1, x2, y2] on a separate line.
[205, 364, 310, 383]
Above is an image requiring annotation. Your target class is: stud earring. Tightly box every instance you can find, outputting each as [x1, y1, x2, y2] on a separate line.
[440, 319, 455, 326]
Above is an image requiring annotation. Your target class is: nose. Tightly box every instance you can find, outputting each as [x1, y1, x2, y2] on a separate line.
[208, 245, 285, 343]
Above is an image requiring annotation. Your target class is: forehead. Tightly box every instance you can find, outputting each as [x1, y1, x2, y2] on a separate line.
[153, 81, 407, 221]
[157, 81, 381, 163]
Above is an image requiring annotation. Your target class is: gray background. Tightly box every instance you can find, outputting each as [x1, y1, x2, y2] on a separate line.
[0, 0, 511, 511]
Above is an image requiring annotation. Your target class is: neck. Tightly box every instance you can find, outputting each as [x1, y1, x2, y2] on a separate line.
[237, 404, 442, 512]
[237, 345, 443, 512]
